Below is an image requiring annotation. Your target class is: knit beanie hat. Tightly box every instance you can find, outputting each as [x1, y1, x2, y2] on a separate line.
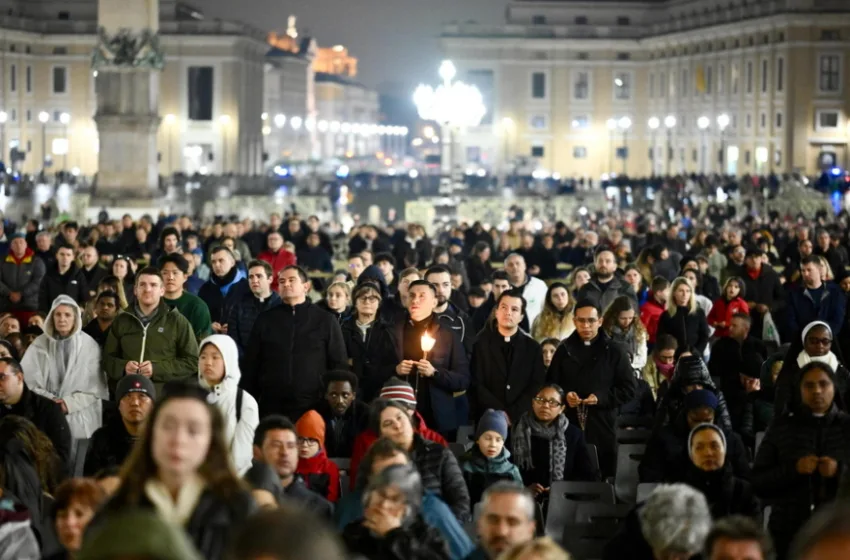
[475, 409, 508, 441]
[687, 423, 727, 460]
[684, 389, 719, 411]
[295, 410, 325, 450]
[380, 377, 417, 408]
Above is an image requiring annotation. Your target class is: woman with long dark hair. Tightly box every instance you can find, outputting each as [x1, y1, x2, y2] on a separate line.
[466, 241, 494, 289]
[92, 383, 255, 560]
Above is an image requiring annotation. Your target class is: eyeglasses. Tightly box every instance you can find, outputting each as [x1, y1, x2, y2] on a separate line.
[574, 317, 598, 325]
[806, 337, 833, 346]
[297, 437, 319, 446]
[358, 295, 381, 303]
[533, 397, 564, 408]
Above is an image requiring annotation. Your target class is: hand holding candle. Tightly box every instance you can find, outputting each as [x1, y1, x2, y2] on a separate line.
[419, 333, 437, 377]
[421, 333, 436, 358]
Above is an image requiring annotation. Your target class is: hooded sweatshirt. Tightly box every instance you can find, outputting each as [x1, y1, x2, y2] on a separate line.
[21, 294, 106, 439]
[198, 335, 259, 475]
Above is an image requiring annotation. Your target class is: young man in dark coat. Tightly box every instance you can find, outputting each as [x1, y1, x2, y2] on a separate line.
[740, 248, 785, 341]
[470, 289, 546, 424]
[242, 265, 347, 421]
[546, 299, 636, 477]
[391, 280, 471, 440]
[313, 370, 369, 459]
[38, 243, 88, 312]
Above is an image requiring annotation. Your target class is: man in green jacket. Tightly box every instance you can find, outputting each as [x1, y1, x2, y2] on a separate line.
[159, 253, 212, 341]
[102, 266, 199, 396]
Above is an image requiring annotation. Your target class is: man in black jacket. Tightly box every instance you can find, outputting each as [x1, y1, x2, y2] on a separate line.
[38, 243, 88, 312]
[392, 280, 470, 439]
[472, 271, 529, 335]
[547, 299, 636, 477]
[0, 357, 71, 467]
[253, 415, 333, 518]
[313, 370, 369, 458]
[741, 248, 784, 342]
[198, 246, 249, 331]
[225, 259, 280, 358]
[471, 290, 546, 425]
[576, 247, 637, 312]
[79, 243, 107, 300]
[242, 265, 347, 421]
[84, 374, 155, 476]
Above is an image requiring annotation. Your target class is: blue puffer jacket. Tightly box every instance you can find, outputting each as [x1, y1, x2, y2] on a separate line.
[334, 490, 474, 560]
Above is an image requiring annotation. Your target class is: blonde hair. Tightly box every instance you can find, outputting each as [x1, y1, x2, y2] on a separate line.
[815, 255, 834, 281]
[531, 282, 575, 342]
[497, 537, 572, 560]
[667, 277, 697, 316]
[326, 281, 351, 300]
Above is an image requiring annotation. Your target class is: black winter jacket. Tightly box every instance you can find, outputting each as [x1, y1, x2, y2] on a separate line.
[224, 290, 281, 358]
[653, 357, 734, 434]
[341, 316, 398, 402]
[657, 306, 710, 354]
[0, 384, 71, 468]
[198, 275, 249, 325]
[38, 263, 88, 312]
[343, 515, 450, 560]
[83, 415, 136, 477]
[774, 345, 850, 417]
[315, 399, 370, 459]
[242, 299, 348, 420]
[471, 327, 546, 424]
[410, 435, 471, 522]
[282, 473, 334, 518]
[602, 506, 656, 560]
[546, 332, 636, 476]
[752, 406, 850, 552]
[681, 463, 759, 519]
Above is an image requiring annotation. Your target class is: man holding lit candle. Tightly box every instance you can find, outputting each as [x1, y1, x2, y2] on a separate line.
[546, 298, 636, 477]
[393, 279, 470, 439]
[426, 265, 474, 357]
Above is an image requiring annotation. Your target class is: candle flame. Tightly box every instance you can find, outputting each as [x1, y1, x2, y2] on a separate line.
[421, 333, 436, 353]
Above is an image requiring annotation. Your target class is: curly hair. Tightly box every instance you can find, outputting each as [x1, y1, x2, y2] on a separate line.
[531, 282, 575, 341]
[601, 295, 647, 341]
[0, 415, 63, 493]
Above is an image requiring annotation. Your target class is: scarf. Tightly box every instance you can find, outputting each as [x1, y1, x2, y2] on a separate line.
[655, 357, 675, 381]
[609, 325, 637, 358]
[797, 350, 840, 372]
[746, 267, 761, 281]
[144, 475, 205, 527]
[512, 413, 568, 482]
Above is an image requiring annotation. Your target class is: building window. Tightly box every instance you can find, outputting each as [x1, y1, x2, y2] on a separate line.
[660, 72, 667, 98]
[25, 66, 31, 93]
[719, 64, 726, 94]
[817, 110, 840, 129]
[52, 47, 67, 55]
[776, 57, 784, 92]
[616, 52, 630, 61]
[9, 109, 16, 122]
[187, 66, 214, 121]
[746, 113, 752, 129]
[9, 64, 15, 92]
[706, 66, 713, 94]
[573, 71, 589, 100]
[532, 15, 546, 25]
[746, 61, 753, 93]
[52, 66, 68, 94]
[57, 11, 70, 20]
[531, 146, 545, 158]
[571, 115, 590, 129]
[649, 73, 655, 98]
[617, 16, 630, 25]
[614, 72, 631, 100]
[531, 72, 546, 99]
[8, 45, 14, 53]
[821, 29, 841, 41]
[573, 146, 587, 158]
[775, 112, 783, 129]
[760, 112, 767, 128]
[577, 52, 589, 60]
[732, 63, 739, 94]
[745, 151, 751, 165]
[819, 54, 841, 92]
[575, 16, 588, 25]
[761, 59, 768, 93]
[529, 114, 548, 130]
[681, 69, 689, 97]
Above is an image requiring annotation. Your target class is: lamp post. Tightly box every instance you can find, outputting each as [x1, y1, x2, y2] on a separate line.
[502, 117, 513, 186]
[59, 112, 70, 172]
[618, 116, 632, 175]
[697, 116, 710, 174]
[606, 118, 617, 173]
[648, 117, 660, 176]
[38, 111, 49, 174]
[218, 114, 231, 174]
[664, 115, 676, 176]
[414, 60, 486, 188]
[164, 114, 176, 174]
[717, 113, 730, 175]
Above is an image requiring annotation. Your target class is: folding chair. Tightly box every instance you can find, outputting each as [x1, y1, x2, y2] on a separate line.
[561, 521, 620, 558]
[636, 482, 659, 503]
[616, 415, 653, 429]
[449, 442, 467, 459]
[73, 438, 91, 477]
[614, 443, 646, 504]
[574, 502, 633, 524]
[545, 481, 615, 539]
[331, 457, 351, 473]
[457, 425, 475, 443]
[615, 427, 653, 446]
[755, 431, 766, 455]
[586, 443, 600, 475]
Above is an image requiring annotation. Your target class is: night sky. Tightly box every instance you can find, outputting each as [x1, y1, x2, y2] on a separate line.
[196, 0, 503, 95]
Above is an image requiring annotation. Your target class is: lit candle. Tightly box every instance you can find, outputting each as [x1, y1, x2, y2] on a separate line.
[421, 333, 436, 359]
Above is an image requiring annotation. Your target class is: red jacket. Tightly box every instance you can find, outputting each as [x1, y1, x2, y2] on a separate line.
[258, 249, 297, 278]
[640, 296, 665, 344]
[295, 448, 340, 503]
[349, 411, 448, 490]
[707, 296, 750, 338]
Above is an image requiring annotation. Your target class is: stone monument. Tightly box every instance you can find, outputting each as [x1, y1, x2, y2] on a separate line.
[92, 0, 164, 202]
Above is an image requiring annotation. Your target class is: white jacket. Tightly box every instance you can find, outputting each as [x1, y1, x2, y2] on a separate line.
[198, 334, 258, 475]
[21, 294, 107, 439]
[521, 275, 549, 326]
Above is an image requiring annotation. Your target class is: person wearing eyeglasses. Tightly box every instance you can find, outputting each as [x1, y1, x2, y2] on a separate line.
[512, 384, 598, 503]
[341, 282, 396, 402]
[774, 321, 850, 416]
[546, 299, 636, 478]
[293, 410, 340, 503]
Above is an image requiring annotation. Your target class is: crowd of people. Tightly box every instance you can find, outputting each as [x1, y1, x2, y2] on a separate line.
[0, 204, 848, 560]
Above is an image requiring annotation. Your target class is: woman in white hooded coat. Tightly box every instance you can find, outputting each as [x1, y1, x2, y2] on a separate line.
[21, 294, 107, 439]
[198, 334, 259, 475]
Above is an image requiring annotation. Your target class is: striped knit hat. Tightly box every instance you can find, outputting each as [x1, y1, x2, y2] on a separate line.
[380, 377, 417, 408]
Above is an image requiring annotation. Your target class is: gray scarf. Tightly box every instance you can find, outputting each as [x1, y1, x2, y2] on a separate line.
[512, 413, 569, 482]
[609, 325, 637, 358]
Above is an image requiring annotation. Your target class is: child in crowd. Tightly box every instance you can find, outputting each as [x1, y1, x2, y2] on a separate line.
[460, 409, 522, 504]
[294, 410, 341, 503]
[541, 338, 560, 369]
[707, 277, 749, 338]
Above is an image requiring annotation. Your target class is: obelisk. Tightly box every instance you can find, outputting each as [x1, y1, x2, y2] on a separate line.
[92, 0, 164, 199]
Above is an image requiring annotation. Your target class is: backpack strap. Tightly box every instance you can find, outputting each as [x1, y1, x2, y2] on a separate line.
[236, 388, 243, 423]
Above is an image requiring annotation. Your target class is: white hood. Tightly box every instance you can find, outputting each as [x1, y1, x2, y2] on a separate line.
[43, 294, 83, 339]
[198, 334, 241, 390]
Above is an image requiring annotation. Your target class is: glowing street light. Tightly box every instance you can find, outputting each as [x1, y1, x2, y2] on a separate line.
[664, 115, 676, 175]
